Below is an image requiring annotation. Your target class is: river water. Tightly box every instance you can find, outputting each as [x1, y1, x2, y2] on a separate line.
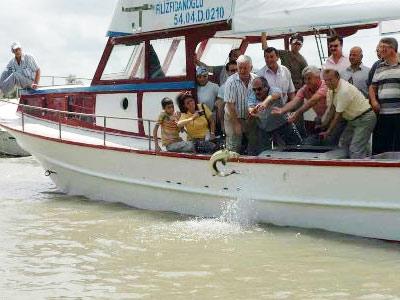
[1, 156, 400, 299]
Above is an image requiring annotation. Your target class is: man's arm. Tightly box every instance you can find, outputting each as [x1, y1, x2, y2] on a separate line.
[32, 68, 40, 89]
[369, 84, 380, 113]
[261, 32, 268, 50]
[320, 111, 342, 140]
[152, 123, 161, 152]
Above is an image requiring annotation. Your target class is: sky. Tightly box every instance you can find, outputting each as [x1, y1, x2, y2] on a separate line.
[0, 0, 117, 85]
[1, 0, 399, 86]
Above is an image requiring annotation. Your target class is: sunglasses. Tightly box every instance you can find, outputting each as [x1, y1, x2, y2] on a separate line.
[252, 87, 263, 92]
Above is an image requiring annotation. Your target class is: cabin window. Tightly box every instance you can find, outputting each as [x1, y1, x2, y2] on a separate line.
[196, 38, 242, 82]
[197, 38, 242, 66]
[101, 42, 145, 80]
[149, 37, 186, 78]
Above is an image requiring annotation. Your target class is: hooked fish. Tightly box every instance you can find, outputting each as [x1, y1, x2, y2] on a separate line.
[209, 149, 240, 177]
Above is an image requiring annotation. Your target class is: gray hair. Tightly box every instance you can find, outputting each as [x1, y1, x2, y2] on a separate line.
[380, 37, 398, 52]
[302, 65, 320, 77]
[236, 54, 252, 65]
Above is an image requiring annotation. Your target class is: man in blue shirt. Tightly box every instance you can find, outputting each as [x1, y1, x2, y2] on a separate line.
[247, 77, 302, 155]
[0, 42, 40, 95]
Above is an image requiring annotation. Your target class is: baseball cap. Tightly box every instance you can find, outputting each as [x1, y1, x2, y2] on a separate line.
[11, 42, 22, 52]
[290, 33, 303, 45]
[196, 66, 208, 76]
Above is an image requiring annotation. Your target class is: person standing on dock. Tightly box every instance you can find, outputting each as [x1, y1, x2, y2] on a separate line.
[0, 42, 40, 95]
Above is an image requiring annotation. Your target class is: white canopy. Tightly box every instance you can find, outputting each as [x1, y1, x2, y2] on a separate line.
[107, 0, 400, 37]
[232, 0, 400, 35]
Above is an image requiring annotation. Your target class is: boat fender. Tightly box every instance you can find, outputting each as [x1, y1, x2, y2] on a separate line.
[209, 149, 240, 177]
[44, 170, 57, 176]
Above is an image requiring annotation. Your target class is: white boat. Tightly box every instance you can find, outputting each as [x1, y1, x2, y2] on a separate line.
[1, 0, 400, 241]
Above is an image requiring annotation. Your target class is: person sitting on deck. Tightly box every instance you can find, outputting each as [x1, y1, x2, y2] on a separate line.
[153, 97, 194, 153]
[247, 77, 302, 155]
[0, 42, 40, 96]
[176, 91, 216, 154]
[319, 69, 376, 159]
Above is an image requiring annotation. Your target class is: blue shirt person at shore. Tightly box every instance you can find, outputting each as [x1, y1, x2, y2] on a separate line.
[0, 42, 41, 95]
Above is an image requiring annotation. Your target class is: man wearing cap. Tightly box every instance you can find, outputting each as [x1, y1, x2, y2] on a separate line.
[0, 42, 40, 95]
[262, 32, 308, 91]
[196, 66, 221, 133]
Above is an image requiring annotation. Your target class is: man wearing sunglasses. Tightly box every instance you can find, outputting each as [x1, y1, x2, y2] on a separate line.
[323, 35, 350, 73]
[247, 77, 302, 154]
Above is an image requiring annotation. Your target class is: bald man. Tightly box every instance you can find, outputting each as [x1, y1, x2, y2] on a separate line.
[340, 46, 370, 97]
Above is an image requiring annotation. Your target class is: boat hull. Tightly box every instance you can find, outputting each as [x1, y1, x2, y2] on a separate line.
[7, 127, 400, 241]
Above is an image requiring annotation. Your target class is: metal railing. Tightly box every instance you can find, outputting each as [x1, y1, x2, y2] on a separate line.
[1, 99, 157, 151]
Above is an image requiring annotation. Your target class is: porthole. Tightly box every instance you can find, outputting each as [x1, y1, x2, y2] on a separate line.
[121, 97, 129, 110]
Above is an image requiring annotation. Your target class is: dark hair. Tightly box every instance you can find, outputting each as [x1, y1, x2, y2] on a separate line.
[225, 60, 237, 71]
[176, 91, 195, 113]
[380, 37, 398, 52]
[327, 34, 343, 46]
[228, 48, 241, 59]
[161, 97, 173, 109]
[264, 47, 279, 57]
[253, 76, 270, 90]
[289, 33, 303, 44]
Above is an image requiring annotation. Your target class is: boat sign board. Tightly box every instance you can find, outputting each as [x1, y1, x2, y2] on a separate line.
[107, 0, 233, 37]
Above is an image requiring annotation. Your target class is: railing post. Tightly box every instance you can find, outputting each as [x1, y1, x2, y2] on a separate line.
[148, 120, 151, 150]
[103, 116, 106, 146]
[58, 111, 62, 140]
[52, 76, 55, 86]
[21, 105, 25, 132]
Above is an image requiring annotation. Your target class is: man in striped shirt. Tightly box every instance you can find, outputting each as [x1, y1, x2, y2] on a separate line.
[369, 37, 400, 154]
[224, 55, 257, 153]
[0, 42, 40, 95]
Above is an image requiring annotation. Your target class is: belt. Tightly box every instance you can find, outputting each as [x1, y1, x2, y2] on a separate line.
[352, 107, 373, 121]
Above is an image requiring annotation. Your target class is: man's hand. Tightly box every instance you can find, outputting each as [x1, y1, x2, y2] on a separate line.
[271, 107, 283, 115]
[31, 83, 38, 89]
[233, 119, 242, 135]
[370, 101, 380, 114]
[287, 111, 300, 123]
[319, 131, 329, 140]
[248, 107, 258, 117]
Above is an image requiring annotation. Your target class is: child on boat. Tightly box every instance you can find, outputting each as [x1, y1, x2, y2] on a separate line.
[153, 97, 194, 153]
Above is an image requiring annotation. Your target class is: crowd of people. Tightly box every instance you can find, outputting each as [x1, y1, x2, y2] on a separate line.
[154, 33, 400, 159]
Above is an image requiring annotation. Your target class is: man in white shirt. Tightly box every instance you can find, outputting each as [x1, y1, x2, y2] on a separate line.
[224, 55, 257, 153]
[0, 42, 40, 95]
[323, 35, 350, 73]
[256, 47, 295, 104]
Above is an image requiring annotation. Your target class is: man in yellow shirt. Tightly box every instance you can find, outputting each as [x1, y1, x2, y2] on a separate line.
[320, 69, 376, 158]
